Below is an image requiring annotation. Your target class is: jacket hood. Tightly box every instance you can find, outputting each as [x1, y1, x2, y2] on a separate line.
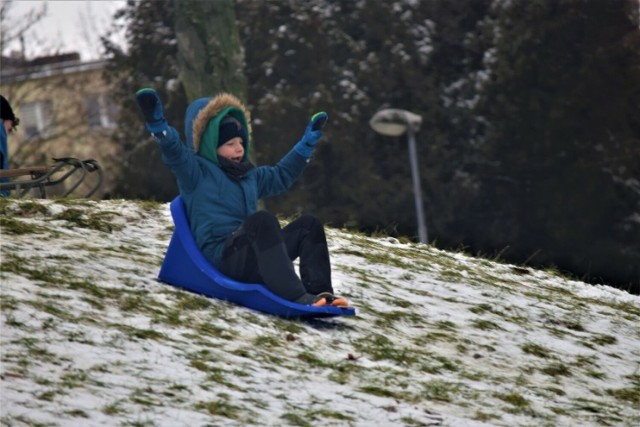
[184, 93, 252, 165]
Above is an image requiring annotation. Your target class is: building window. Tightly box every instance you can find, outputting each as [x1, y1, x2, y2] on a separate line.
[86, 94, 116, 129]
[19, 100, 54, 138]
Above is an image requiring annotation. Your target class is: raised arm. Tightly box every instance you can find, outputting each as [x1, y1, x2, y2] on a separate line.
[257, 112, 328, 198]
[135, 88, 202, 193]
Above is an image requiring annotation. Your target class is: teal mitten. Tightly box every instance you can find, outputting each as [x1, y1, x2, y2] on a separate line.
[294, 112, 328, 158]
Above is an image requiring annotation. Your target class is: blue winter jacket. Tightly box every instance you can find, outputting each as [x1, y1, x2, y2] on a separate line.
[155, 93, 309, 268]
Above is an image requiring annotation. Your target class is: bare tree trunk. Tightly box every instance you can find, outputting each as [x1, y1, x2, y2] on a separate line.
[173, 0, 247, 102]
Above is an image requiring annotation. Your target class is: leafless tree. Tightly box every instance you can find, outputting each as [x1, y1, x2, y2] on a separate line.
[0, 1, 121, 197]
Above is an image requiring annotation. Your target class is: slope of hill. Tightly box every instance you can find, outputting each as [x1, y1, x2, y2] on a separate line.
[1, 198, 638, 427]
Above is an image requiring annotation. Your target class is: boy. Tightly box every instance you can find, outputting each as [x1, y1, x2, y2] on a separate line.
[135, 89, 347, 307]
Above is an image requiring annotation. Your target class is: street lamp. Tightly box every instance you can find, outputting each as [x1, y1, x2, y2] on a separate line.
[369, 108, 428, 244]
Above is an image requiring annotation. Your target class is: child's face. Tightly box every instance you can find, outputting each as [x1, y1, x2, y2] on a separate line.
[217, 137, 244, 163]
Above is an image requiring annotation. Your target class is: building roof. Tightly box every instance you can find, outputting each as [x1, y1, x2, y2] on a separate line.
[1, 52, 106, 83]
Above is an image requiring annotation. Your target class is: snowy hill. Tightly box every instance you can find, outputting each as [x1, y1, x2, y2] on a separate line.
[1, 198, 638, 427]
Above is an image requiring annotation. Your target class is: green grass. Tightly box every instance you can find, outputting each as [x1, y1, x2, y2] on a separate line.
[606, 386, 640, 404]
[195, 397, 243, 419]
[420, 380, 461, 402]
[357, 385, 404, 399]
[112, 324, 166, 341]
[494, 391, 530, 413]
[0, 216, 50, 235]
[540, 362, 572, 377]
[354, 334, 419, 365]
[280, 412, 312, 427]
[2, 198, 639, 427]
[521, 342, 553, 358]
[591, 334, 617, 346]
[471, 319, 503, 331]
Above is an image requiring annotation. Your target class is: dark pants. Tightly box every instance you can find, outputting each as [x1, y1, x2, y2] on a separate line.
[219, 211, 333, 302]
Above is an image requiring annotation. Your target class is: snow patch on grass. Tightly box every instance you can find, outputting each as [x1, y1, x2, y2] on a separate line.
[1, 198, 639, 426]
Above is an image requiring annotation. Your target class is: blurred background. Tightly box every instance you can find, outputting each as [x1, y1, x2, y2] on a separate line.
[1, 0, 639, 294]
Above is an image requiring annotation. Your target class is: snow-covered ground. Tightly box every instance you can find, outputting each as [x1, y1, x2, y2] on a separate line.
[1, 198, 638, 427]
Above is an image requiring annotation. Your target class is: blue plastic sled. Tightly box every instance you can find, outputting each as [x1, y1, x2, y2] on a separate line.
[158, 196, 356, 318]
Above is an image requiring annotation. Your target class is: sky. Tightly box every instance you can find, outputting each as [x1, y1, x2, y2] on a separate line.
[4, 0, 126, 60]
[1, 197, 639, 426]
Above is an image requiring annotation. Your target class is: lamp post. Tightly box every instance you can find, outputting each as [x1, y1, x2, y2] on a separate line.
[369, 109, 428, 244]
